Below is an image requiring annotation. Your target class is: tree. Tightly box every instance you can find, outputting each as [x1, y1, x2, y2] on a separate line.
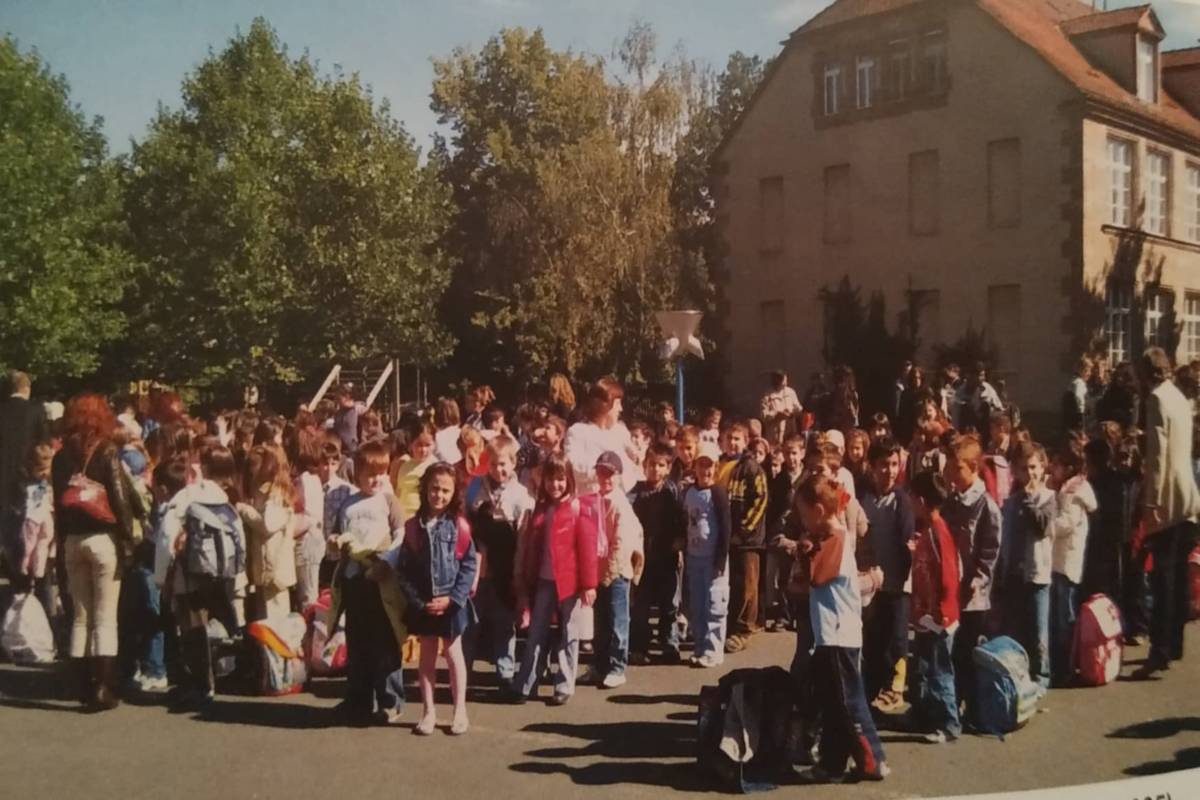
[121, 19, 452, 390]
[0, 37, 130, 382]
[432, 25, 710, 390]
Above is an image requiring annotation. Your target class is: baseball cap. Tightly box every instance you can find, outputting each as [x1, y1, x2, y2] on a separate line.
[595, 451, 623, 475]
[697, 441, 722, 463]
[825, 429, 846, 453]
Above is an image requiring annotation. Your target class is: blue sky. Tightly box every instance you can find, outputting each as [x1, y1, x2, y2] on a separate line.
[5, 0, 1200, 154]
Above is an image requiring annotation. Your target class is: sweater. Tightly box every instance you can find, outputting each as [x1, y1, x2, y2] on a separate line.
[1142, 380, 1200, 534]
[581, 490, 645, 586]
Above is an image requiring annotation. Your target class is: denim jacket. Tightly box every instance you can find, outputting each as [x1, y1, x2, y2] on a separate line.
[396, 515, 479, 609]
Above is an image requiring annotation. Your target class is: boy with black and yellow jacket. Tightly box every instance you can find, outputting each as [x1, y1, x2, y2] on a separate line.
[718, 421, 769, 653]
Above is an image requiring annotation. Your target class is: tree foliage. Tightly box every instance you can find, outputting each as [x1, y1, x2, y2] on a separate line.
[433, 25, 729, 389]
[121, 19, 453, 389]
[0, 37, 130, 380]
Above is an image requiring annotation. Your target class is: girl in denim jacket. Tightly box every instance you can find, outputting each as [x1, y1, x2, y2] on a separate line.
[392, 463, 478, 735]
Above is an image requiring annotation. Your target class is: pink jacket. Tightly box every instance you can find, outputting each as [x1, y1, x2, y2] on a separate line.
[516, 498, 599, 603]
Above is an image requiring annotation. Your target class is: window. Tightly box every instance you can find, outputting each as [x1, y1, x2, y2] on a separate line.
[1105, 283, 1133, 364]
[909, 150, 940, 235]
[856, 56, 876, 109]
[1186, 164, 1200, 242]
[888, 42, 910, 101]
[1144, 289, 1174, 349]
[1107, 137, 1133, 227]
[1138, 36, 1158, 103]
[824, 64, 842, 116]
[824, 164, 852, 243]
[987, 139, 1021, 228]
[919, 31, 947, 92]
[759, 176, 784, 253]
[1185, 294, 1200, 362]
[1146, 151, 1170, 236]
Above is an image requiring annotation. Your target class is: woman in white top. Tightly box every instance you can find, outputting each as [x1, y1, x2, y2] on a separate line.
[433, 396, 463, 464]
[564, 377, 640, 494]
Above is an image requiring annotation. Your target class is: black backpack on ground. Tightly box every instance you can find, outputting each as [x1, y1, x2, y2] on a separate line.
[696, 666, 797, 793]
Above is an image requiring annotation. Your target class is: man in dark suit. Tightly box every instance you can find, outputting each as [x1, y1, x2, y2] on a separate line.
[0, 371, 47, 510]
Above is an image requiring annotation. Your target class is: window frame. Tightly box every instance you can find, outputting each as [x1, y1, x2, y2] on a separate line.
[1185, 293, 1200, 362]
[888, 42, 911, 101]
[1145, 149, 1170, 236]
[1105, 283, 1134, 365]
[919, 30, 947, 93]
[1137, 36, 1158, 103]
[1144, 287, 1175, 350]
[1185, 162, 1200, 242]
[856, 55, 877, 109]
[1107, 137, 1134, 228]
[823, 64, 842, 116]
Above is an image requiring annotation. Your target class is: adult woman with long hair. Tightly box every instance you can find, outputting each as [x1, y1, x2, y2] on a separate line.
[563, 377, 639, 495]
[51, 394, 141, 710]
[548, 373, 577, 423]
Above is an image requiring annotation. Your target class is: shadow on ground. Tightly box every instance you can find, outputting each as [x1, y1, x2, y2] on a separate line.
[1108, 716, 1200, 776]
[510, 713, 707, 790]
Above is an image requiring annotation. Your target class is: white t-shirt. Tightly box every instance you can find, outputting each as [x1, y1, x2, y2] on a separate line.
[434, 426, 462, 464]
[564, 421, 638, 494]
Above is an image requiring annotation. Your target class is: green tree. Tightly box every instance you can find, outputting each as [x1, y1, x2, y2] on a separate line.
[432, 25, 707, 389]
[0, 37, 130, 381]
[122, 19, 452, 390]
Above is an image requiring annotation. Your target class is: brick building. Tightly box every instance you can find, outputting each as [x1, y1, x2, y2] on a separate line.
[714, 0, 1200, 423]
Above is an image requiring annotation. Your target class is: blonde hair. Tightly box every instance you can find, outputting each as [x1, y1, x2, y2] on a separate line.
[27, 443, 53, 482]
[486, 434, 519, 462]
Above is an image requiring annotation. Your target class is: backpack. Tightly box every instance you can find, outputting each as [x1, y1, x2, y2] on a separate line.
[247, 614, 308, 696]
[302, 588, 348, 677]
[972, 636, 1040, 736]
[1073, 594, 1124, 686]
[696, 667, 796, 793]
[183, 501, 245, 579]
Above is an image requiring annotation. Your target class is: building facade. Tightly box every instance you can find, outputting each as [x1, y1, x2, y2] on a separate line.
[714, 0, 1200, 424]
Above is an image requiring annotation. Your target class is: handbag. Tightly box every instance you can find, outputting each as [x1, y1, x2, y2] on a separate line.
[61, 444, 117, 525]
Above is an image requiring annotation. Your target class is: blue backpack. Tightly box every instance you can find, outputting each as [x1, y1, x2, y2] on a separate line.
[973, 635, 1041, 736]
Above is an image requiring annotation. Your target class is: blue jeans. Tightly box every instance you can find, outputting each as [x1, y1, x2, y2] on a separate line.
[1147, 521, 1199, 666]
[686, 556, 728, 662]
[1018, 582, 1050, 689]
[910, 629, 961, 737]
[810, 646, 887, 778]
[630, 560, 682, 656]
[464, 576, 516, 681]
[1050, 574, 1079, 687]
[118, 562, 165, 680]
[595, 577, 631, 677]
[515, 580, 582, 698]
[342, 575, 404, 714]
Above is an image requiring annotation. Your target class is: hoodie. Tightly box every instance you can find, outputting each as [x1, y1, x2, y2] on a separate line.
[1051, 475, 1098, 584]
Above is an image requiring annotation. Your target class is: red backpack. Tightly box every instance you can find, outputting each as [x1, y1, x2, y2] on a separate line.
[1073, 594, 1123, 686]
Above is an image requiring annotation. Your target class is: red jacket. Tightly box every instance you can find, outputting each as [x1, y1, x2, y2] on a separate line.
[516, 498, 599, 603]
[910, 514, 961, 630]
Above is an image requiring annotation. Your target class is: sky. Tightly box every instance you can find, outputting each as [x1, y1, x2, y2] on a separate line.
[5, 0, 1200, 155]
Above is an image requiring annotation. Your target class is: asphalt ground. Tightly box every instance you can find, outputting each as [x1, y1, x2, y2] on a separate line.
[0, 625, 1197, 799]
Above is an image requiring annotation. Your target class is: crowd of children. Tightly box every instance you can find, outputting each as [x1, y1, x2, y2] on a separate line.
[0, 357, 1196, 785]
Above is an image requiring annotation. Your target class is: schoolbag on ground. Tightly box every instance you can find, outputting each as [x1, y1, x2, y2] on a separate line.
[972, 635, 1040, 736]
[302, 588, 347, 677]
[247, 614, 307, 696]
[183, 501, 244, 579]
[696, 666, 796, 793]
[1073, 594, 1123, 686]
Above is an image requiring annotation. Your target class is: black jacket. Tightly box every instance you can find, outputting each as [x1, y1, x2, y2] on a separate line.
[51, 440, 140, 545]
[0, 396, 46, 507]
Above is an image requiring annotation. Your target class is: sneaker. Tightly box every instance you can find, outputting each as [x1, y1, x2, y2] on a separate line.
[856, 762, 890, 781]
[577, 668, 602, 686]
[549, 693, 572, 706]
[695, 655, 723, 669]
[660, 649, 682, 665]
[687, 655, 701, 667]
[628, 652, 650, 666]
[923, 730, 949, 745]
[137, 673, 169, 693]
[380, 707, 405, 726]
[794, 766, 845, 785]
[600, 672, 627, 689]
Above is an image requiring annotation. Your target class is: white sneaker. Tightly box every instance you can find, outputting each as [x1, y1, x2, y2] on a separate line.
[600, 672, 627, 689]
[696, 655, 723, 668]
[137, 674, 169, 692]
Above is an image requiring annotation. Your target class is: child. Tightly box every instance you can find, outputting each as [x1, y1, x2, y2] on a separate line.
[238, 445, 297, 621]
[793, 474, 889, 783]
[392, 426, 436, 521]
[292, 446, 326, 609]
[583, 451, 644, 688]
[860, 437, 915, 713]
[627, 421, 653, 483]
[456, 425, 487, 488]
[17, 444, 56, 633]
[463, 435, 534, 689]
[510, 453, 598, 705]
[764, 433, 806, 632]
[671, 425, 701, 489]
[519, 414, 564, 492]
[721, 421, 769, 654]
[390, 463, 478, 735]
[116, 444, 165, 692]
[684, 452, 731, 667]
[941, 435, 1002, 715]
[698, 408, 722, 450]
[906, 470, 962, 743]
[844, 430, 871, 498]
[330, 441, 407, 726]
[629, 443, 687, 664]
[823, 430, 859, 501]
[1001, 442, 1056, 689]
[1048, 446, 1096, 687]
[985, 412, 1014, 505]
